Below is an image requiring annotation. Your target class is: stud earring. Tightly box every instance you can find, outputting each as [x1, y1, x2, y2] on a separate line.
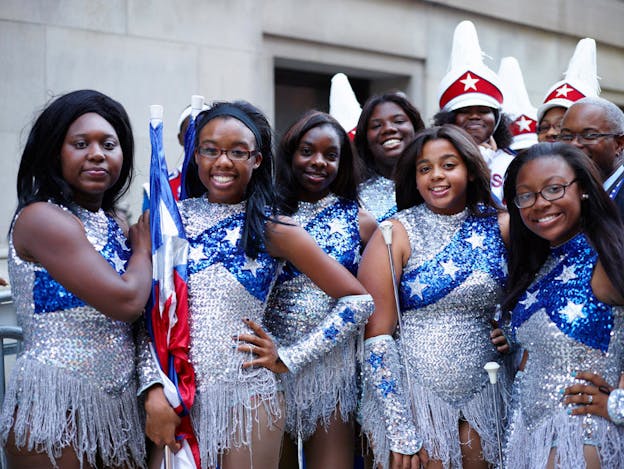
[581, 194, 589, 200]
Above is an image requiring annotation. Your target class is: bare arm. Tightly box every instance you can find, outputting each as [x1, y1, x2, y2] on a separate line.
[592, 260, 624, 306]
[13, 202, 152, 322]
[266, 217, 366, 298]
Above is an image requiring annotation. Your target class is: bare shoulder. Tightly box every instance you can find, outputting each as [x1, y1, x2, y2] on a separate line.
[592, 259, 624, 306]
[358, 208, 377, 246]
[497, 210, 510, 247]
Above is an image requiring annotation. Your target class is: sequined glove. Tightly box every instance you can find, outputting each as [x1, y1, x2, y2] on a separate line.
[134, 320, 164, 395]
[277, 294, 373, 375]
[608, 389, 624, 425]
[361, 334, 422, 458]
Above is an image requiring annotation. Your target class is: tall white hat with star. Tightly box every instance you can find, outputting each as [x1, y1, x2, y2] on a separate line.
[537, 38, 600, 122]
[498, 57, 538, 150]
[330, 73, 362, 140]
[437, 20, 503, 112]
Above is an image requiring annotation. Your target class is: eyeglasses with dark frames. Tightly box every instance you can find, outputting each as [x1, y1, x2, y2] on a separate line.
[514, 179, 578, 209]
[556, 132, 621, 145]
[197, 146, 258, 161]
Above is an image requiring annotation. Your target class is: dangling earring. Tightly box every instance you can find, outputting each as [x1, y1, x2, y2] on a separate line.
[581, 194, 589, 200]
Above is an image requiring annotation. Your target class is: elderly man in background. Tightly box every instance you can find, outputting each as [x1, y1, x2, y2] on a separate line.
[560, 96, 624, 215]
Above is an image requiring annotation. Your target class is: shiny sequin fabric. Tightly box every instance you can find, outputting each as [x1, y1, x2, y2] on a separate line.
[362, 335, 422, 468]
[0, 203, 145, 468]
[358, 174, 397, 222]
[608, 389, 624, 426]
[505, 233, 624, 468]
[178, 197, 282, 469]
[362, 203, 510, 468]
[263, 195, 366, 439]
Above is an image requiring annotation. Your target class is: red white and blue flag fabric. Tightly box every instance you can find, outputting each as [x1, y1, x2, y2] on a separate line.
[147, 111, 199, 468]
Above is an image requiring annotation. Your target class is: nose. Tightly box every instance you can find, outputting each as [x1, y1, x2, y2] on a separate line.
[214, 150, 234, 166]
[430, 165, 443, 180]
[544, 127, 559, 143]
[381, 120, 397, 134]
[533, 192, 551, 209]
[310, 152, 326, 168]
[87, 143, 105, 161]
[568, 135, 585, 149]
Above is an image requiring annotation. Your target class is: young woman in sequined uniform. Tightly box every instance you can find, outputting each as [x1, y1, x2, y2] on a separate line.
[142, 101, 373, 469]
[0, 90, 152, 468]
[263, 111, 376, 469]
[354, 93, 425, 222]
[502, 143, 624, 468]
[359, 125, 511, 469]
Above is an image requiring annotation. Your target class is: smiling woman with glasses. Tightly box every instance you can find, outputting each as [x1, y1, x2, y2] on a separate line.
[501, 142, 624, 469]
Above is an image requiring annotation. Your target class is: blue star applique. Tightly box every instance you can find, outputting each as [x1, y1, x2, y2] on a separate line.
[367, 351, 384, 372]
[377, 377, 397, 397]
[339, 307, 356, 324]
[323, 325, 340, 341]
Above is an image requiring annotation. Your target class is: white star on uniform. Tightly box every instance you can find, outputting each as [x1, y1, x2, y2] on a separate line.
[465, 232, 485, 250]
[224, 227, 240, 246]
[441, 259, 460, 279]
[460, 73, 480, 91]
[555, 265, 577, 283]
[515, 115, 533, 132]
[563, 300, 585, 322]
[116, 232, 131, 251]
[189, 244, 205, 262]
[242, 257, 260, 276]
[555, 84, 573, 97]
[111, 251, 126, 272]
[519, 290, 539, 308]
[328, 219, 346, 236]
[407, 277, 428, 300]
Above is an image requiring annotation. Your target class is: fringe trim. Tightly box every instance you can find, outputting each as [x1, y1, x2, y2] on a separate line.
[281, 339, 357, 440]
[504, 408, 624, 468]
[192, 377, 282, 469]
[361, 369, 510, 469]
[0, 357, 145, 468]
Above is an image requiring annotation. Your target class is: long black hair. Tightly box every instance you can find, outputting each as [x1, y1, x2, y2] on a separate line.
[183, 100, 276, 259]
[394, 125, 493, 213]
[276, 110, 359, 215]
[15, 89, 134, 217]
[502, 142, 624, 312]
[354, 92, 425, 181]
[433, 108, 513, 149]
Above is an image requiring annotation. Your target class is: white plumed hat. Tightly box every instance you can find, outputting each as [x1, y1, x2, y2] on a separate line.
[537, 38, 600, 122]
[329, 73, 362, 139]
[498, 57, 538, 150]
[437, 20, 503, 112]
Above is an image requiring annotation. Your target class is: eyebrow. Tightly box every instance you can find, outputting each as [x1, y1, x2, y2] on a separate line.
[199, 139, 251, 147]
[416, 154, 459, 165]
[516, 176, 568, 189]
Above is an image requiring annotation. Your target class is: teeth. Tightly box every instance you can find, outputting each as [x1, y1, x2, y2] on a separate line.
[213, 175, 234, 183]
[431, 186, 449, 193]
[382, 139, 400, 148]
[537, 215, 557, 223]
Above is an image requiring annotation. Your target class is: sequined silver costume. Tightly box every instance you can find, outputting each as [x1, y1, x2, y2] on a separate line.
[505, 234, 624, 468]
[0, 203, 145, 468]
[263, 194, 368, 440]
[361, 204, 509, 469]
[358, 174, 396, 222]
[173, 197, 282, 469]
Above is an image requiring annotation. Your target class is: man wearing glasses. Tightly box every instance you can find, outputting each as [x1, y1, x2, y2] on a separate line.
[559, 97, 624, 216]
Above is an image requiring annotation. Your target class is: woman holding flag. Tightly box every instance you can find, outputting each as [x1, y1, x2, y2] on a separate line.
[143, 100, 373, 469]
[1, 90, 152, 468]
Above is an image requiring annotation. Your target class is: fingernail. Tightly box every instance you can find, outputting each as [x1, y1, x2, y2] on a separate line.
[559, 388, 564, 395]
[231, 335, 238, 340]
[571, 371, 577, 377]
[231, 344, 237, 349]
[567, 408, 572, 415]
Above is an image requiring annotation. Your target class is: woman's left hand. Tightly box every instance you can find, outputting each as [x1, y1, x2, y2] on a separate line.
[564, 371, 614, 419]
[235, 319, 289, 374]
[490, 327, 510, 354]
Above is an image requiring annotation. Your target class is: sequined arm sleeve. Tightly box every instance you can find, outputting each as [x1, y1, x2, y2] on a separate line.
[608, 389, 624, 425]
[277, 294, 373, 375]
[134, 319, 164, 396]
[360, 334, 422, 467]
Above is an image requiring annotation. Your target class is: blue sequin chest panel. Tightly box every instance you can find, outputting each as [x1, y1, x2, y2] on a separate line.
[277, 197, 360, 284]
[33, 216, 130, 313]
[399, 214, 506, 310]
[186, 212, 278, 302]
[512, 234, 613, 352]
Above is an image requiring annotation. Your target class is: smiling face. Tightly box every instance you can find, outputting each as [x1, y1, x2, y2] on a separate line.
[194, 117, 262, 204]
[291, 124, 341, 202]
[415, 138, 470, 215]
[366, 101, 416, 177]
[537, 106, 565, 143]
[60, 112, 123, 211]
[453, 105, 497, 145]
[515, 156, 582, 246]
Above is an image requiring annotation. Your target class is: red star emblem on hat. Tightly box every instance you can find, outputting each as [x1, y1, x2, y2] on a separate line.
[512, 115, 537, 135]
[544, 82, 586, 105]
[439, 71, 503, 111]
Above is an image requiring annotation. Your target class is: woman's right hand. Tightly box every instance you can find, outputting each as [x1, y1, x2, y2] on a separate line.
[145, 385, 181, 453]
[128, 210, 151, 257]
[390, 447, 429, 469]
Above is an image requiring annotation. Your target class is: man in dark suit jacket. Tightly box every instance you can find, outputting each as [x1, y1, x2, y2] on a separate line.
[560, 97, 624, 217]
